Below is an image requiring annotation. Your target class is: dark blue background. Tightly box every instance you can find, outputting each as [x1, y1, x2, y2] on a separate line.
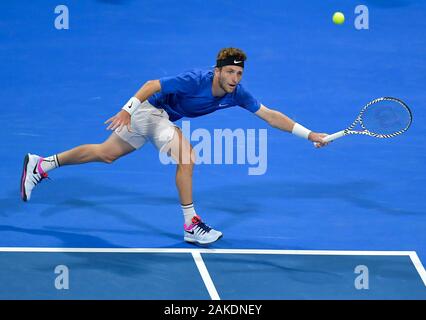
[0, 0, 425, 282]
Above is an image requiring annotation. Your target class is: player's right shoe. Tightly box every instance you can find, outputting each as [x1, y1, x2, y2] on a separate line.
[184, 215, 223, 245]
[20, 153, 48, 202]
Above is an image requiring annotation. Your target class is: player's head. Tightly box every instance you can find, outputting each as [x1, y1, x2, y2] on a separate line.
[214, 47, 247, 93]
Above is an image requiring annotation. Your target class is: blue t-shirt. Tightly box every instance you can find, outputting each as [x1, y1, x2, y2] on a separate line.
[148, 68, 261, 122]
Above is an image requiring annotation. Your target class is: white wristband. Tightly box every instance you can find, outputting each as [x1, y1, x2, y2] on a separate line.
[292, 123, 312, 139]
[122, 97, 142, 116]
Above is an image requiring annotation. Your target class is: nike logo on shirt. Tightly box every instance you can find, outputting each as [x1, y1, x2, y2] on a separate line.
[219, 104, 228, 107]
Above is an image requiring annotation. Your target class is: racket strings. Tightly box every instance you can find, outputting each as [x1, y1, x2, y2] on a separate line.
[358, 98, 412, 137]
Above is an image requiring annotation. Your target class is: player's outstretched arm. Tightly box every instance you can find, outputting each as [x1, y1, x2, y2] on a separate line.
[254, 104, 329, 148]
[104, 80, 161, 132]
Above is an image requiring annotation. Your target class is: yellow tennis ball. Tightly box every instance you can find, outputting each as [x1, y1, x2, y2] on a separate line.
[333, 12, 345, 25]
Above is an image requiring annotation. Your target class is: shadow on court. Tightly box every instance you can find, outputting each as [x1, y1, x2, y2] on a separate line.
[1, 177, 421, 220]
[0, 225, 119, 247]
[199, 180, 423, 217]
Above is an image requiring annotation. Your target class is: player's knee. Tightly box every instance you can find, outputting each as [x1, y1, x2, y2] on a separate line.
[103, 155, 117, 164]
[190, 150, 196, 165]
[177, 149, 196, 166]
[178, 162, 194, 175]
[100, 153, 117, 164]
[97, 147, 119, 164]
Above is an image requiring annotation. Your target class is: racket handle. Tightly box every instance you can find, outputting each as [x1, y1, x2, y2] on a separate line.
[323, 130, 345, 142]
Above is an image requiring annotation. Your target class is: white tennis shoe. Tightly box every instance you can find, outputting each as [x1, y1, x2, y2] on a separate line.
[184, 215, 223, 245]
[20, 153, 48, 202]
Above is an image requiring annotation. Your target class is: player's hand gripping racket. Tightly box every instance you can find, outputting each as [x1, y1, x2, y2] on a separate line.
[321, 97, 412, 143]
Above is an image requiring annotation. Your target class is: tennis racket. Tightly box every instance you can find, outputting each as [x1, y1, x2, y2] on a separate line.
[322, 97, 412, 143]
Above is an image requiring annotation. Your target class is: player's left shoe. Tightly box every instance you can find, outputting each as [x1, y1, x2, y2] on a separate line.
[20, 153, 48, 202]
[184, 215, 223, 245]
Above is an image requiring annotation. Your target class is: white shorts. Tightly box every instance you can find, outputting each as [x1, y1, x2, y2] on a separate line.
[115, 100, 177, 151]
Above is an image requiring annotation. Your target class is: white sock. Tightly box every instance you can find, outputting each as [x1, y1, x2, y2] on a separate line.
[181, 203, 196, 226]
[40, 154, 60, 173]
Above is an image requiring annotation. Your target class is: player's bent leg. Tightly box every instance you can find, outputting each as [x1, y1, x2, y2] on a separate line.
[166, 128, 196, 205]
[165, 128, 223, 245]
[57, 132, 136, 166]
[21, 133, 136, 202]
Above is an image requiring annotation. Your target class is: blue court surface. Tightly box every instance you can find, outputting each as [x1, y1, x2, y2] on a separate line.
[1, 0, 426, 300]
[0, 248, 425, 300]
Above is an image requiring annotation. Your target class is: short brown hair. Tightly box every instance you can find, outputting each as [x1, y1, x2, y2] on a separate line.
[216, 47, 247, 62]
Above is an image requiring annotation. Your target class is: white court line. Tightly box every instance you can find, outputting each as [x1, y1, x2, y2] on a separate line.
[409, 252, 426, 287]
[191, 252, 220, 300]
[0, 247, 417, 255]
[0, 247, 424, 287]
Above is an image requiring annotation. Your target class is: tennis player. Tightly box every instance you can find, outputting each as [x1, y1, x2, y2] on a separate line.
[20, 48, 328, 245]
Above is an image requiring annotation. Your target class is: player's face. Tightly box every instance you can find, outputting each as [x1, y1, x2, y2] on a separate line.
[218, 66, 243, 93]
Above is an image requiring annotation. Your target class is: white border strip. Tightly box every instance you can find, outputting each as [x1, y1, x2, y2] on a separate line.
[0, 247, 416, 255]
[192, 252, 220, 300]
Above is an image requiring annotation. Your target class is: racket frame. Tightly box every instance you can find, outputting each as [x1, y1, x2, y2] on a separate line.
[323, 97, 412, 143]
